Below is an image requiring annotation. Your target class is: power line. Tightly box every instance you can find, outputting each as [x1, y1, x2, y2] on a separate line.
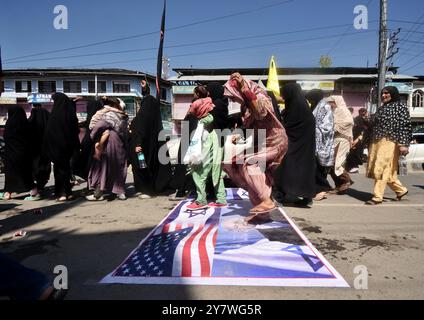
[4, 0, 295, 63]
[388, 19, 424, 25]
[4, 22, 361, 65]
[391, 13, 424, 66]
[398, 38, 424, 45]
[391, 29, 424, 35]
[401, 57, 424, 73]
[69, 30, 376, 68]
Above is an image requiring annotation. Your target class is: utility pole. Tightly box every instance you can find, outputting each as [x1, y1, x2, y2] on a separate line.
[95, 74, 98, 100]
[377, 0, 388, 108]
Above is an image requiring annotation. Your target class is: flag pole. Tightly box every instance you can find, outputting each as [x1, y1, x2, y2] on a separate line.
[156, 0, 167, 102]
[0, 45, 4, 95]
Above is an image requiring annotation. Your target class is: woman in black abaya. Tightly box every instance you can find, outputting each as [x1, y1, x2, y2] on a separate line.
[43, 93, 80, 201]
[273, 83, 316, 207]
[129, 82, 171, 198]
[28, 104, 51, 193]
[1, 106, 37, 200]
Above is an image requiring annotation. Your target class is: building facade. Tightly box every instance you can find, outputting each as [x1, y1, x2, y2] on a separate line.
[169, 67, 422, 130]
[0, 68, 173, 127]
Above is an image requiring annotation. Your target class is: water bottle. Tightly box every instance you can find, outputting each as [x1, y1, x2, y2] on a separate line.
[398, 155, 407, 176]
[137, 152, 147, 169]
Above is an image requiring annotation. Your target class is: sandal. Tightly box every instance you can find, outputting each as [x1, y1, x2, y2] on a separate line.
[0, 192, 12, 200]
[24, 194, 42, 201]
[245, 212, 272, 224]
[396, 191, 408, 201]
[365, 199, 382, 205]
[313, 192, 328, 201]
[249, 205, 276, 215]
[57, 196, 67, 202]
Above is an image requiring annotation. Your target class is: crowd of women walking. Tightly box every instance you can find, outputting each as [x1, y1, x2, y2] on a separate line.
[0, 73, 413, 223]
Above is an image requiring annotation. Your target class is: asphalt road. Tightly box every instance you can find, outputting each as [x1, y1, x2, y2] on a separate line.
[1, 169, 423, 300]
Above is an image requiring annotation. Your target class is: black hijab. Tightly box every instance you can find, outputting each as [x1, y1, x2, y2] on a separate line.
[4, 105, 30, 148]
[44, 92, 80, 163]
[207, 82, 229, 130]
[131, 93, 172, 191]
[133, 94, 163, 166]
[4, 106, 34, 193]
[305, 89, 324, 111]
[275, 83, 316, 199]
[382, 86, 401, 104]
[85, 100, 103, 129]
[267, 90, 283, 124]
[28, 105, 50, 152]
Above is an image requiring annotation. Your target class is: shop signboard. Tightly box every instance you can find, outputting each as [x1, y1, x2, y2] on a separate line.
[0, 97, 17, 104]
[27, 93, 52, 104]
[297, 81, 335, 91]
[384, 82, 413, 94]
[172, 86, 197, 95]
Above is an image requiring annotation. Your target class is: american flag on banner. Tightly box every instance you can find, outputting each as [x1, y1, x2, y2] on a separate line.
[113, 202, 220, 277]
[102, 191, 349, 287]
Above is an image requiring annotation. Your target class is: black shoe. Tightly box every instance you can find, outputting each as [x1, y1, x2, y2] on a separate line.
[365, 199, 382, 205]
[293, 198, 313, 208]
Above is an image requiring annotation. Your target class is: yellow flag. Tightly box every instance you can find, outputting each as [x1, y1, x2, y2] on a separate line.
[267, 56, 280, 97]
[267, 56, 285, 110]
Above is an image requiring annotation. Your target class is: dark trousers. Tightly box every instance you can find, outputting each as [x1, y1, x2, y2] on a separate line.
[53, 161, 72, 197]
[315, 160, 332, 194]
[0, 253, 50, 300]
[132, 166, 155, 196]
[330, 169, 352, 188]
[33, 155, 51, 191]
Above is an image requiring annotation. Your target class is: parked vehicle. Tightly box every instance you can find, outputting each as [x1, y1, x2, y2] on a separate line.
[407, 133, 424, 170]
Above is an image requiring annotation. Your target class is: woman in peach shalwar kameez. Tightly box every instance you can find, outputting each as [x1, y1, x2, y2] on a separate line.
[223, 73, 288, 223]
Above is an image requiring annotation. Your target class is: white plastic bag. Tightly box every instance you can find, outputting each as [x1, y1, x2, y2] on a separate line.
[183, 123, 205, 165]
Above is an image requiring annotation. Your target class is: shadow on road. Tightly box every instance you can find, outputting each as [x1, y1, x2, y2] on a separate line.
[0, 198, 192, 300]
[343, 188, 373, 202]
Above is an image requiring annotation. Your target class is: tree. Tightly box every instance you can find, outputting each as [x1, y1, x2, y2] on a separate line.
[319, 55, 332, 68]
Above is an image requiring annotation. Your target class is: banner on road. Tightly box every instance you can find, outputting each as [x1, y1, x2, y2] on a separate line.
[101, 188, 348, 287]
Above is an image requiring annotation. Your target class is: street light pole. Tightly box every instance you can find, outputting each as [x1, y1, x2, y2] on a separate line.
[377, 0, 388, 108]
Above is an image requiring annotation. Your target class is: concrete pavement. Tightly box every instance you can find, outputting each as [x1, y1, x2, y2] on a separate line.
[1, 169, 423, 300]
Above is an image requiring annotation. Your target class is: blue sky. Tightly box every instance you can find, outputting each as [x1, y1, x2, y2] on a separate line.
[1, 0, 424, 76]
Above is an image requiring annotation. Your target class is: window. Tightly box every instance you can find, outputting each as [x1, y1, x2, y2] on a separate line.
[113, 81, 130, 93]
[88, 80, 107, 93]
[15, 81, 32, 93]
[38, 81, 56, 94]
[412, 90, 424, 108]
[63, 81, 82, 93]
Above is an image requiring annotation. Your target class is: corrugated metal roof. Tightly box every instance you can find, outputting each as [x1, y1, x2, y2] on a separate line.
[169, 74, 417, 81]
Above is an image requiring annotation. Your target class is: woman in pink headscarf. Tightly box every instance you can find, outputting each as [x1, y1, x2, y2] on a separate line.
[223, 73, 288, 223]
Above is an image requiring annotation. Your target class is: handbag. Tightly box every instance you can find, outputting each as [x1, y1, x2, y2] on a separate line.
[183, 123, 205, 165]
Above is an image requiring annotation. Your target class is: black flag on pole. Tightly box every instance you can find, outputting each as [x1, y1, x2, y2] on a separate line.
[156, 0, 166, 101]
[0, 45, 4, 94]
